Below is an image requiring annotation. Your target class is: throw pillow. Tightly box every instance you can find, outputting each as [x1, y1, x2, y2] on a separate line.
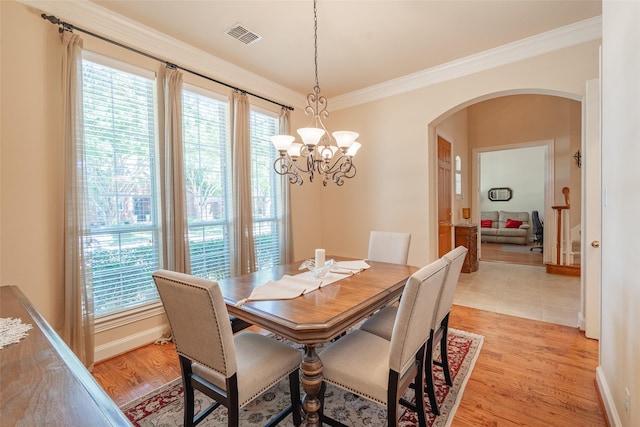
[505, 219, 523, 228]
[481, 219, 492, 228]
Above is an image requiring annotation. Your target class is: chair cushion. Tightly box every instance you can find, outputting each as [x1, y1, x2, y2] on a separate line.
[359, 306, 397, 341]
[193, 332, 301, 407]
[320, 330, 394, 405]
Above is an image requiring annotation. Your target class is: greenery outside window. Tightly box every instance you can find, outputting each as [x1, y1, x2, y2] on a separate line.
[182, 85, 233, 280]
[82, 53, 160, 317]
[250, 107, 282, 269]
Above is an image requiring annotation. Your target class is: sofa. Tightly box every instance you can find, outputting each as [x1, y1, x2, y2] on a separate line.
[480, 210, 531, 245]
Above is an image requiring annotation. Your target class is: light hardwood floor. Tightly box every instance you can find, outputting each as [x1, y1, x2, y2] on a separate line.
[93, 305, 606, 426]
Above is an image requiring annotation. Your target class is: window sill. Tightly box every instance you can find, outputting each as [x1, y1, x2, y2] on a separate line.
[95, 302, 165, 333]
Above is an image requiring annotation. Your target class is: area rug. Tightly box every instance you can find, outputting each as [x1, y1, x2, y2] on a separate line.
[121, 328, 483, 427]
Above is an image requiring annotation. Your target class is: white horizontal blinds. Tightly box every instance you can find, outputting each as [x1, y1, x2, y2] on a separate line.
[250, 108, 282, 269]
[82, 58, 160, 316]
[182, 86, 233, 280]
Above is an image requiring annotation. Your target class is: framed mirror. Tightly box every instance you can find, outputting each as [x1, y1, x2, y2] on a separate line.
[488, 187, 512, 201]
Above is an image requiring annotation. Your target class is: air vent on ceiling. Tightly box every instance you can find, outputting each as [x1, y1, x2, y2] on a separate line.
[225, 23, 262, 45]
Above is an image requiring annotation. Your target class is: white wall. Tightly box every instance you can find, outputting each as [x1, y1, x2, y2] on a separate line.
[598, 2, 640, 426]
[479, 146, 546, 218]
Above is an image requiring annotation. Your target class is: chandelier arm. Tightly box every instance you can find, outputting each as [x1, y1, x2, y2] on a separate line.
[273, 157, 304, 185]
[316, 154, 354, 174]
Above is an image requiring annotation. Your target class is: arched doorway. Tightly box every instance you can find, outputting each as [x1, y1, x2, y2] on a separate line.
[430, 90, 590, 329]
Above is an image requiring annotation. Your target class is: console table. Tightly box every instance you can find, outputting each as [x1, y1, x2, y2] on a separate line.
[455, 224, 479, 273]
[0, 285, 131, 426]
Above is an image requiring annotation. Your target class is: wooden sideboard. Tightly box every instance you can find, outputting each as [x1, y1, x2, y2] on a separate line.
[455, 224, 479, 273]
[0, 285, 131, 426]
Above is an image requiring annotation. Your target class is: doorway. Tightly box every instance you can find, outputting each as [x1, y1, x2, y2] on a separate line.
[433, 93, 584, 328]
[476, 144, 550, 267]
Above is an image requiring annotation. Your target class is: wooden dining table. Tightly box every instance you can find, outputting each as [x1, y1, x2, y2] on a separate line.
[218, 256, 418, 427]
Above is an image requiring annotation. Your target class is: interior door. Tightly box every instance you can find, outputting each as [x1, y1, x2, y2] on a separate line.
[583, 77, 601, 339]
[438, 136, 453, 257]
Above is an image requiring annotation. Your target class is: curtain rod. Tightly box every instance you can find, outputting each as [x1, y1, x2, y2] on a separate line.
[41, 14, 294, 111]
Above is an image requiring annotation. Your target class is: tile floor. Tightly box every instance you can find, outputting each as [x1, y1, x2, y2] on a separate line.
[453, 261, 581, 327]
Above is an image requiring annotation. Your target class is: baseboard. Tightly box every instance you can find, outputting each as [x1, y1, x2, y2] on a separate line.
[596, 366, 623, 427]
[545, 263, 581, 276]
[95, 324, 167, 362]
[578, 311, 586, 331]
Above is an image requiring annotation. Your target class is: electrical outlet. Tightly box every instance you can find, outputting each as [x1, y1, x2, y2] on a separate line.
[624, 388, 631, 414]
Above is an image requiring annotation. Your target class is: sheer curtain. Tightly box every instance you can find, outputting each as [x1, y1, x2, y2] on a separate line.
[231, 92, 256, 275]
[161, 67, 191, 273]
[61, 31, 94, 368]
[279, 107, 294, 264]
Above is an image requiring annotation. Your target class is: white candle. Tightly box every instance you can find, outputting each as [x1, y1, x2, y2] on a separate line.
[315, 249, 325, 268]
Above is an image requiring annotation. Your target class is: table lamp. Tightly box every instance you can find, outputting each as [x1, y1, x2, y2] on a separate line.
[462, 208, 471, 224]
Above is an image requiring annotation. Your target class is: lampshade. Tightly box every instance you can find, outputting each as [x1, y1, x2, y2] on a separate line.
[297, 127, 326, 147]
[270, 135, 295, 152]
[332, 131, 359, 149]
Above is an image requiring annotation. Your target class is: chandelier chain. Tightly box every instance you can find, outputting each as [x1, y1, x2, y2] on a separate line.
[313, 0, 319, 90]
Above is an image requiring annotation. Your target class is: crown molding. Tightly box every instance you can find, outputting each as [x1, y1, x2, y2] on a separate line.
[21, 0, 307, 110]
[22, 1, 601, 112]
[329, 16, 602, 111]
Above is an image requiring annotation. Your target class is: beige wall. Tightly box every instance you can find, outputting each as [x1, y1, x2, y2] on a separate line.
[1, 1, 65, 329]
[322, 41, 599, 267]
[1, 0, 601, 361]
[467, 94, 582, 230]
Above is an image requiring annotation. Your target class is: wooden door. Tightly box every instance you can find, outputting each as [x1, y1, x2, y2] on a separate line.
[438, 136, 452, 257]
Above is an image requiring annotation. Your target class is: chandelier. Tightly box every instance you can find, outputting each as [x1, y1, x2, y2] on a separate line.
[271, 0, 361, 186]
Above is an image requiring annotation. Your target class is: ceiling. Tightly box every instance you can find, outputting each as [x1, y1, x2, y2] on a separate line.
[90, 1, 601, 99]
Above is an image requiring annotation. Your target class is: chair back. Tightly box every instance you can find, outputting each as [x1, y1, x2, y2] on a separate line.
[152, 270, 237, 378]
[532, 210, 543, 240]
[388, 258, 448, 375]
[367, 231, 411, 264]
[434, 246, 468, 327]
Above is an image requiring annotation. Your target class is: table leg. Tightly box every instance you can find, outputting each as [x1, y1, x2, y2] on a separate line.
[301, 344, 323, 426]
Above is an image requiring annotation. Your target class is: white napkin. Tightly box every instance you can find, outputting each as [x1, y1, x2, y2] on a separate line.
[333, 260, 371, 272]
[235, 274, 321, 306]
[235, 268, 358, 306]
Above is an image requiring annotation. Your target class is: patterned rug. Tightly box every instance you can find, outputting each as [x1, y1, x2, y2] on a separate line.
[121, 328, 483, 427]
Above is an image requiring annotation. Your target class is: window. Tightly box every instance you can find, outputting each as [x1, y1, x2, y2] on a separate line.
[250, 108, 282, 269]
[79, 55, 288, 318]
[182, 86, 233, 280]
[82, 55, 160, 316]
[455, 155, 462, 199]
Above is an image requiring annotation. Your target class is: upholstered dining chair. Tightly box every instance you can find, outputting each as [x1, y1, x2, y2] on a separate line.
[358, 245, 468, 415]
[368, 231, 412, 264]
[318, 258, 449, 427]
[152, 270, 302, 427]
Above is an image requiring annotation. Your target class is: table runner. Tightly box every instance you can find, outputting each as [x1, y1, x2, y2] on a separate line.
[235, 260, 370, 306]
